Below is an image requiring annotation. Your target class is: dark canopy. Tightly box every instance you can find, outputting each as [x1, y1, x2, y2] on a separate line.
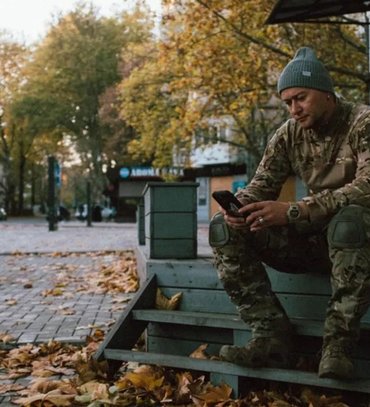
[266, 0, 370, 24]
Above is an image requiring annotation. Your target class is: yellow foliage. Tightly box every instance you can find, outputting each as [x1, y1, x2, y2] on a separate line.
[118, 0, 366, 166]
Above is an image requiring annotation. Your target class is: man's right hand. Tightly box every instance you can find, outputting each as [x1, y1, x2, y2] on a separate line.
[220, 208, 250, 230]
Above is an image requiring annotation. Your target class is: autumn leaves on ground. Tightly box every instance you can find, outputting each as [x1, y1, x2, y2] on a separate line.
[0, 251, 353, 406]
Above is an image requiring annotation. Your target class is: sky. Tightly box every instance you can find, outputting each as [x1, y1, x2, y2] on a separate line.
[0, 0, 162, 44]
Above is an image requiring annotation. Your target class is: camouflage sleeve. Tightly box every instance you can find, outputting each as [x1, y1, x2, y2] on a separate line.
[302, 114, 370, 222]
[235, 124, 293, 204]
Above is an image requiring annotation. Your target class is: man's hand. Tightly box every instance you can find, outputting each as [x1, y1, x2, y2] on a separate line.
[221, 208, 249, 230]
[241, 201, 290, 231]
[220, 201, 291, 231]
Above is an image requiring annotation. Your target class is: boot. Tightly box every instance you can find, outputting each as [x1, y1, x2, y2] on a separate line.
[219, 336, 291, 368]
[318, 342, 354, 379]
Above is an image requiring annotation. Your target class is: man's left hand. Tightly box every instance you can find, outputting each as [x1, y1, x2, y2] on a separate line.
[239, 201, 290, 231]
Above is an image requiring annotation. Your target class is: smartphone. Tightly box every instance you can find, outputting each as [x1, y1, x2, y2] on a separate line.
[212, 190, 244, 217]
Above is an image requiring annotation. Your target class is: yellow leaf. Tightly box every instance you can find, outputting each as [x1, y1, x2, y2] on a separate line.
[58, 306, 76, 315]
[79, 380, 104, 394]
[189, 344, 210, 360]
[0, 383, 25, 394]
[192, 382, 233, 404]
[0, 332, 15, 343]
[155, 288, 182, 310]
[30, 379, 77, 394]
[13, 389, 75, 406]
[125, 370, 164, 392]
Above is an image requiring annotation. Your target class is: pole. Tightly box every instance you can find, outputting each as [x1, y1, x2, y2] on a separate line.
[365, 12, 370, 105]
[86, 181, 92, 227]
[47, 156, 58, 231]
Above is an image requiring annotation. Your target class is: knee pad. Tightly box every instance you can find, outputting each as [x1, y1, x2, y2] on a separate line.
[328, 205, 368, 249]
[209, 212, 230, 247]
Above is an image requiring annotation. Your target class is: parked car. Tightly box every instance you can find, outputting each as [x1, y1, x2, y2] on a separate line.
[101, 206, 116, 221]
[0, 207, 7, 221]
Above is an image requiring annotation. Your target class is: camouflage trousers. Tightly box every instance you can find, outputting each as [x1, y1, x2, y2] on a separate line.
[211, 205, 370, 346]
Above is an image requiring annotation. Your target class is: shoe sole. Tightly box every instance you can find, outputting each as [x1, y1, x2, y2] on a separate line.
[220, 346, 290, 369]
[318, 368, 354, 380]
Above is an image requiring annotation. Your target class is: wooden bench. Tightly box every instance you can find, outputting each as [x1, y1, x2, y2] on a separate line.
[95, 246, 370, 396]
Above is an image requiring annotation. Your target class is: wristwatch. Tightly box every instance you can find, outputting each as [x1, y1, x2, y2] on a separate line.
[287, 202, 301, 223]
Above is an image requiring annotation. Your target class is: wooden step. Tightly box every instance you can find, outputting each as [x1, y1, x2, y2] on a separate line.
[132, 310, 242, 329]
[103, 349, 370, 394]
[132, 309, 370, 338]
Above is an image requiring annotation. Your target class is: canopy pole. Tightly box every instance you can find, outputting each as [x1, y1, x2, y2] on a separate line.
[366, 12, 370, 104]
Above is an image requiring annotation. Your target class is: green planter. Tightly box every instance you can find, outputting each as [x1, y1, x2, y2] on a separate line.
[143, 182, 199, 259]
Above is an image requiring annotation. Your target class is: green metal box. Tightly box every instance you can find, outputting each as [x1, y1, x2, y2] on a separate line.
[143, 182, 199, 259]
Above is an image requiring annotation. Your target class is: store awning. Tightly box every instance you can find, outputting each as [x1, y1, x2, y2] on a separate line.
[266, 0, 370, 24]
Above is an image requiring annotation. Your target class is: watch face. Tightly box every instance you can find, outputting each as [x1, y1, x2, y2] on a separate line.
[290, 208, 299, 218]
[288, 204, 300, 221]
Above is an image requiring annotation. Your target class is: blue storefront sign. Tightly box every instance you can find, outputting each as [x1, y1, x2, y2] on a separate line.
[119, 167, 131, 179]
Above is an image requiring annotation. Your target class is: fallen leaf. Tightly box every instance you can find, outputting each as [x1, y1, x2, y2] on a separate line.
[190, 344, 210, 359]
[0, 383, 25, 394]
[125, 370, 164, 392]
[0, 332, 15, 343]
[13, 390, 75, 406]
[42, 287, 64, 297]
[155, 288, 182, 310]
[58, 306, 76, 315]
[192, 382, 233, 404]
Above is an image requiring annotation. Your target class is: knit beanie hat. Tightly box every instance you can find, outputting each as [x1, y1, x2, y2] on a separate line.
[277, 47, 334, 94]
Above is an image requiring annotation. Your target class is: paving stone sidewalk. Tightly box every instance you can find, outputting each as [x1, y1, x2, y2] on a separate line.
[0, 218, 210, 404]
[0, 218, 140, 343]
[0, 219, 142, 404]
[0, 252, 135, 345]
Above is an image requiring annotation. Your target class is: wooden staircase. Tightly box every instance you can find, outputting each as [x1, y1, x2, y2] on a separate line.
[94, 249, 370, 396]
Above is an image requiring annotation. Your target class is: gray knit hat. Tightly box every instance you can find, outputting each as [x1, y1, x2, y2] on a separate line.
[277, 47, 334, 94]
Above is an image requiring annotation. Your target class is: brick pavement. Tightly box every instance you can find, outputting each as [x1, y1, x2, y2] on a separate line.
[0, 218, 141, 341]
[0, 219, 139, 404]
[0, 217, 210, 404]
[0, 252, 134, 345]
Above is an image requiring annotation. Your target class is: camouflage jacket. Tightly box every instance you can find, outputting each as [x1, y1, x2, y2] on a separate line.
[235, 98, 370, 222]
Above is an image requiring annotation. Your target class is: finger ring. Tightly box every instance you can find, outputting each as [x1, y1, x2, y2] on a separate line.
[258, 216, 265, 225]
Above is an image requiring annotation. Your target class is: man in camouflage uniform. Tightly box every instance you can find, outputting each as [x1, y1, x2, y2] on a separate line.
[209, 46, 370, 379]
